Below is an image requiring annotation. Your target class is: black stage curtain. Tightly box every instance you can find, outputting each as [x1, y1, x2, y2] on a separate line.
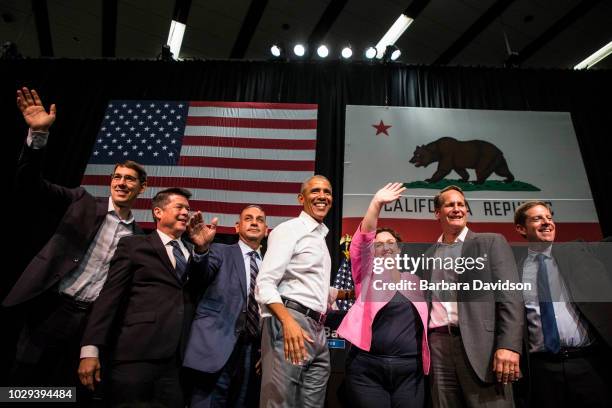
[2, 58, 611, 383]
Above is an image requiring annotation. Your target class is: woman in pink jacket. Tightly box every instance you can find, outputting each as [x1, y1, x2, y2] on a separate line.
[337, 183, 430, 408]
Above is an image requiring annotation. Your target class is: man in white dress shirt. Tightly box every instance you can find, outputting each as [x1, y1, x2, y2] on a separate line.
[255, 175, 333, 408]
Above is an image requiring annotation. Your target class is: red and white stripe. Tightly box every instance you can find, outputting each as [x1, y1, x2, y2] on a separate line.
[82, 102, 317, 233]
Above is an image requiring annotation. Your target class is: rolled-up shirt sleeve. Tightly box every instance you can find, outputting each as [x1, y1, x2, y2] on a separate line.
[255, 224, 296, 306]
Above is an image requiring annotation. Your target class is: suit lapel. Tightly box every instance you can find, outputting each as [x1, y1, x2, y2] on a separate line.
[231, 244, 248, 297]
[460, 230, 477, 283]
[147, 232, 178, 282]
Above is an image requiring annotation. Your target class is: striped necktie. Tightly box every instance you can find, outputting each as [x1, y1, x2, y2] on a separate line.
[170, 240, 188, 283]
[246, 251, 260, 338]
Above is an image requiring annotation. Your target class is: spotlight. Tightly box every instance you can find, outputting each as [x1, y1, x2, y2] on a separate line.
[364, 46, 377, 60]
[382, 44, 401, 62]
[270, 44, 282, 57]
[341, 46, 352, 59]
[317, 45, 329, 58]
[293, 44, 305, 57]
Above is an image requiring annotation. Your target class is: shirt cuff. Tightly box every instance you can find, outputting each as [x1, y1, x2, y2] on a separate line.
[80, 345, 99, 359]
[191, 250, 208, 261]
[26, 128, 49, 149]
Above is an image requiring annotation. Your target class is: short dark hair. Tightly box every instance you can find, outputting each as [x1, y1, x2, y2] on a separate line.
[376, 227, 402, 243]
[113, 160, 147, 184]
[514, 201, 552, 226]
[300, 175, 331, 194]
[151, 188, 191, 221]
[433, 185, 465, 210]
[240, 204, 265, 217]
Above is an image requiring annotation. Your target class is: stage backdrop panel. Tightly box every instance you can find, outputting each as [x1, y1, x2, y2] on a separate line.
[343, 105, 602, 242]
[82, 101, 317, 233]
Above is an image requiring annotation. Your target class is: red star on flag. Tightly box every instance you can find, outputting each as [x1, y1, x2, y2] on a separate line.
[372, 120, 392, 136]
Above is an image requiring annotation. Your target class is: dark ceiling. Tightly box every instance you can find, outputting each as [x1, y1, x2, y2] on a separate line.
[1, 0, 611, 69]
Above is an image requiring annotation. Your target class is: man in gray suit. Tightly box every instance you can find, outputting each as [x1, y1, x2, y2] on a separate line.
[425, 186, 523, 408]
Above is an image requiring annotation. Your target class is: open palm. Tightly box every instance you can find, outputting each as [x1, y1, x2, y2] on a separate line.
[17, 87, 56, 131]
[374, 182, 406, 205]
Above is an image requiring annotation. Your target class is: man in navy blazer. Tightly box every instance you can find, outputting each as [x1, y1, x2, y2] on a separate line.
[5, 87, 147, 388]
[184, 205, 268, 407]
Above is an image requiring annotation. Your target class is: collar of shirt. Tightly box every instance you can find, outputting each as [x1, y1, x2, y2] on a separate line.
[299, 211, 329, 237]
[107, 196, 135, 225]
[527, 245, 553, 260]
[437, 226, 469, 243]
[238, 239, 261, 259]
[156, 229, 187, 252]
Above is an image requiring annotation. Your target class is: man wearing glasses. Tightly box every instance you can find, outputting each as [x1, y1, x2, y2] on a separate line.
[4, 87, 147, 390]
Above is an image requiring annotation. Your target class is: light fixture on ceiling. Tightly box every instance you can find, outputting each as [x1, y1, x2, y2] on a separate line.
[382, 45, 401, 62]
[364, 46, 377, 60]
[341, 46, 352, 59]
[574, 41, 612, 70]
[375, 14, 413, 59]
[270, 44, 282, 57]
[166, 20, 185, 60]
[317, 45, 329, 58]
[293, 43, 306, 57]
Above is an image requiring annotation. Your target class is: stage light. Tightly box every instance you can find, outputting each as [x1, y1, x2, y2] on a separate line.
[382, 45, 401, 62]
[341, 46, 352, 59]
[293, 44, 305, 57]
[270, 44, 282, 57]
[166, 20, 185, 60]
[317, 45, 329, 58]
[365, 46, 377, 59]
[375, 14, 413, 58]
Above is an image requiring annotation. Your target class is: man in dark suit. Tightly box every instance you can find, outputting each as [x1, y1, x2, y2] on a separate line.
[78, 187, 218, 408]
[4, 87, 147, 388]
[184, 204, 267, 407]
[425, 186, 523, 408]
[514, 201, 612, 407]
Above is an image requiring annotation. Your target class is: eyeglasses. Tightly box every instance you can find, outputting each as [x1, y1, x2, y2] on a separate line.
[111, 173, 139, 184]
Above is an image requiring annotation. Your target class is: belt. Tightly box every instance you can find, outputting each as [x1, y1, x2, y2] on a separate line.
[532, 345, 599, 361]
[429, 325, 460, 335]
[59, 293, 92, 311]
[281, 297, 326, 324]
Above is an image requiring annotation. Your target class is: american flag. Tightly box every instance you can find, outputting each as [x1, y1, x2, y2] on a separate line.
[334, 234, 355, 311]
[82, 100, 318, 233]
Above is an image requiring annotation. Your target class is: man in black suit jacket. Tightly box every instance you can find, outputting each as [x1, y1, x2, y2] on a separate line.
[514, 201, 612, 407]
[184, 204, 267, 407]
[78, 187, 218, 408]
[4, 87, 147, 388]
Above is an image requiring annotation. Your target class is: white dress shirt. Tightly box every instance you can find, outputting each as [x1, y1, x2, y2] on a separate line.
[255, 211, 331, 316]
[429, 226, 468, 329]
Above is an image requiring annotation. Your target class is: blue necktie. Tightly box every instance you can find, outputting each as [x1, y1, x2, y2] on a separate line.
[246, 251, 260, 338]
[536, 253, 560, 353]
[170, 240, 188, 283]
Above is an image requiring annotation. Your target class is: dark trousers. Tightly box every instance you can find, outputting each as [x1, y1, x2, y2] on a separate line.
[529, 349, 612, 408]
[11, 291, 91, 387]
[190, 336, 260, 408]
[345, 348, 424, 408]
[110, 356, 184, 408]
[429, 332, 513, 408]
